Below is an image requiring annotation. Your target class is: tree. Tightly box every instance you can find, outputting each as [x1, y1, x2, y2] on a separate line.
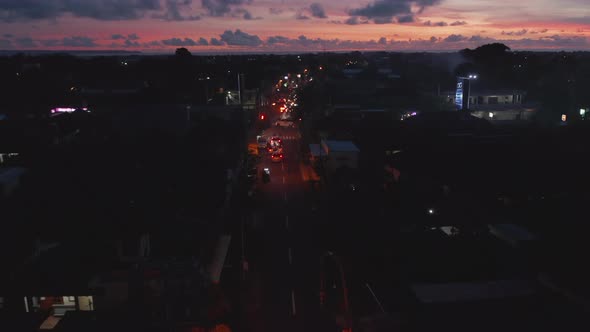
[460, 43, 511, 60]
[175, 47, 192, 58]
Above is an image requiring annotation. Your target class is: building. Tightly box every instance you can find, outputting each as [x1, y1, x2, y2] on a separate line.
[443, 89, 538, 122]
[318, 140, 360, 172]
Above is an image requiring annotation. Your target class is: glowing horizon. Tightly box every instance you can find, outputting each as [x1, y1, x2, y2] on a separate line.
[0, 0, 588, 52]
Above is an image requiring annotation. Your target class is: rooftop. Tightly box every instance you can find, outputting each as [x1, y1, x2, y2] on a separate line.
[321, 140, 360, 153]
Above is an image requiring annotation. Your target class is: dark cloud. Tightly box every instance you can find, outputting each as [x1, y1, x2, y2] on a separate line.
[148, 32, 589, 51]
[198, 37, 208, 45]
[144, 40, 162, 47]
[502, 29, 528, 36]
[269, 8, 283, 15]
[162, 37, 197, 46]
[112, 33, 141, 46]
[201, 0, 252, 17]
[0, 39, 13, 48]
[15, 37, 36, 48]
[233, 8, 260, 20]
[310, 3, 327, 19]
[443, 34, 467, 42]
[210, 37, 224, 46]
[345, 16, 360, 25]
[29, 36, 95, 48]
[396, 15, 414, 23]
[450, 20, 467, 26]
[219, 29, 262, 46]
[0, 1, 61, 21]
[423, 20, 447, 26]
[0, 0, 207, 22]
[3, 33, 13, 38]
[0, 0, 162, 22]
[349, 0, 410, 18]
[40, 39, 60, 47]
[348, 0, 442, 24]
[529, 29, 548, 34]
[468, 35, 492, 42]
[153, 0, 200, 20]
[267, 35, 291, 44]
[124, 39, 140, 47]
[62, 36, 97, 47]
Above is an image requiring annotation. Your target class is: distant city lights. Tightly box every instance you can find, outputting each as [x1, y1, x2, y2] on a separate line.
[561, 114, 567, 122]
[400, 111, 418, 120]
[51, 107, 88, 115]
[489, 112, 494, 118]
[580, 109, 586, 116]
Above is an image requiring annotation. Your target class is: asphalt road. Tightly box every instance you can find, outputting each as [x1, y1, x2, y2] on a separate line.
[231, 122, 343, 332]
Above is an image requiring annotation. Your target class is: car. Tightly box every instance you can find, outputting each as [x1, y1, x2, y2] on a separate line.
[270, 136, 282, 146]
[262, 168, 271, 183]
[266, 143, 281, 153]
[271, 153, 283, 163]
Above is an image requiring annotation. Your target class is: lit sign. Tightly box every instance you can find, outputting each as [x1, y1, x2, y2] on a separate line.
[455, 79, 464, 110]
[51, 107, 88, 114]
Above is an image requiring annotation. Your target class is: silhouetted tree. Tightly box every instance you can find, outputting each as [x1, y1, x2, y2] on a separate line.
[460, 43, 511, 60]
[175, 47, 192, 58]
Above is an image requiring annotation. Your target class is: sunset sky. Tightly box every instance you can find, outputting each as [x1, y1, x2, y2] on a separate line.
[0, 0, 588, 52]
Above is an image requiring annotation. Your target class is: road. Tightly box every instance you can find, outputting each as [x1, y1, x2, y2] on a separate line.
[231, 122, 342, 332]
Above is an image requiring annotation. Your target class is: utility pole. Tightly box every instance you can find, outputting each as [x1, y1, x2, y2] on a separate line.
[237, 73, 242, 105]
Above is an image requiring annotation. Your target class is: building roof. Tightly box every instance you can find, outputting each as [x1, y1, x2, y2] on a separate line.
[321, 140, 360, 153]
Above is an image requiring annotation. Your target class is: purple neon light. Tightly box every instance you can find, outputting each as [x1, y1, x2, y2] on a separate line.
[51, 107, 88, 114]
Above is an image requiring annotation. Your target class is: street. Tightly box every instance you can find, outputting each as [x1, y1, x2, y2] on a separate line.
[232, 122, 342, 332]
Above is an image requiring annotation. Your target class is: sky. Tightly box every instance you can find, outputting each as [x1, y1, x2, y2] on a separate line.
[0, 0, 588, 52]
